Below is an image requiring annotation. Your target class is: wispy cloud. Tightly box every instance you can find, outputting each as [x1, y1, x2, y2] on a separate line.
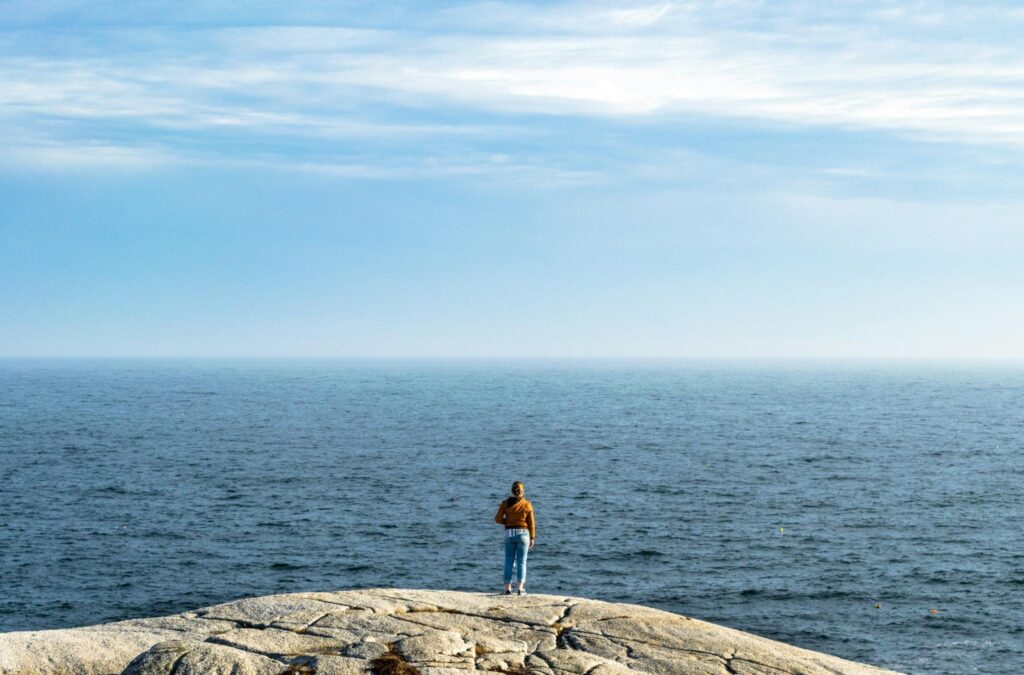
[1, 137, 174, 170]
[2, 0, 1024, 181]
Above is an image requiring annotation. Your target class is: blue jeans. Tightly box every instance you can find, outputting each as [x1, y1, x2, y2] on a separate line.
[503, 530, 530, 585]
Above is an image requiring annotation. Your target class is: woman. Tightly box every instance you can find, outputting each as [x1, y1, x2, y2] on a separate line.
[494, 481, 536, 595]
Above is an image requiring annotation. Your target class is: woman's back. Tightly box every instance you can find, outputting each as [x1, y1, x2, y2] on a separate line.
[495, 496, 534, 532]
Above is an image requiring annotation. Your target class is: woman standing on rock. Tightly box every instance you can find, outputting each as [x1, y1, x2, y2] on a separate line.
[495, 481, 536, 596]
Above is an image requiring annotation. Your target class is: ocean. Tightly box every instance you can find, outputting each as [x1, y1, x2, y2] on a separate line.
[1, 359, 1021, 673]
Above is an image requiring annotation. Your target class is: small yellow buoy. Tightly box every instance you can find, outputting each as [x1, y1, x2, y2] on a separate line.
[874, 604, 880, 609]
[779, 527, 784, 533]
[929, 609, 939, 614]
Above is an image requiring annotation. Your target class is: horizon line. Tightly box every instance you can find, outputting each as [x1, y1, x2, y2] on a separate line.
[2, 355, 1023, 362]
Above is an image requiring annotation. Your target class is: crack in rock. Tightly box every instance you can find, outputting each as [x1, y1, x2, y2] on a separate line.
[576, 626, 790, 674]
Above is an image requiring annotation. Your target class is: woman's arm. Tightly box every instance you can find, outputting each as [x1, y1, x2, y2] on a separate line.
[527, 505, 535, 548]
[494, 501, 506, 525]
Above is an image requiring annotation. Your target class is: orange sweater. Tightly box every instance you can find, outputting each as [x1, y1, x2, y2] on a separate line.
[495, 497, 535, 542]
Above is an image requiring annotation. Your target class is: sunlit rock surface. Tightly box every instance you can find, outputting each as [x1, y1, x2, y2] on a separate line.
[0, 588, 902, 674]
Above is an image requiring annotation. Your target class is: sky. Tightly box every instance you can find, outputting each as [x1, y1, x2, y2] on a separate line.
[1, 0, 1023, 358]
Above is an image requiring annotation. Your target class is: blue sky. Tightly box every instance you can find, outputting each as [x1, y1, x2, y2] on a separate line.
[2, 0, 1023, 357]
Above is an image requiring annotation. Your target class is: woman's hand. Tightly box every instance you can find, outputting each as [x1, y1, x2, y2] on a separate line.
[529, 540, 535, 550]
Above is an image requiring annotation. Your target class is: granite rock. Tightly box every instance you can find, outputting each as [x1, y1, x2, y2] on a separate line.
[0, 588, 903, 674]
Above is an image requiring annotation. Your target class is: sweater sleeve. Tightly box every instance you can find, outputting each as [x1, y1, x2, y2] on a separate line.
[527, 504, 535, 542]
[494, 501, 506, 525]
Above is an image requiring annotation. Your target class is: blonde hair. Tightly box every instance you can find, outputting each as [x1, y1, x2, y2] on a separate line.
[511, 481, 525, 497]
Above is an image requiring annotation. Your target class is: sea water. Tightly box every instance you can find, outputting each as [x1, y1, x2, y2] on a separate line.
[1, 359, 1021, 674]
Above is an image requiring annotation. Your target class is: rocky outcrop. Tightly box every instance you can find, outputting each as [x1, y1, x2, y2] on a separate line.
[0, 588, 901, 674]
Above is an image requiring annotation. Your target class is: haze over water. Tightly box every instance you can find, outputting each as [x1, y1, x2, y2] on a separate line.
[2, 359, 1021, 673]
